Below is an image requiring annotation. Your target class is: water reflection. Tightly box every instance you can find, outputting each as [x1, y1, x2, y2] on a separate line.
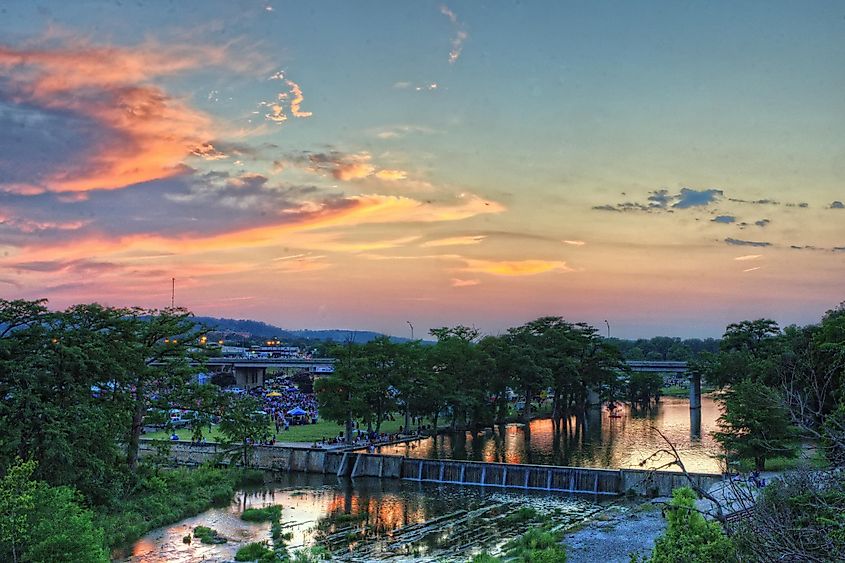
[377, 396, 723, 473]
[122, 473, 604, 562]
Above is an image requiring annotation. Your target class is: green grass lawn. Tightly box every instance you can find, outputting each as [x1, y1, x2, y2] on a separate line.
[734, 448, 829, 472]
[661, 385, 716, 398]
[144, 416, 420, 443]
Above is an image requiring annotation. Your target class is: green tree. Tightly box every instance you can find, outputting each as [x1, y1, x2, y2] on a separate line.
[0, 459, 108, 563]
[713, 380, 798, 471]
[429, 326, 492, 431]
[315, 342, 371, 443]
[0, 460, 37, 563]
[645, 487, 736, 563]
[706, 319, 780, 388]
[627, 371, 663, 405]
[218, 395, 271, 466]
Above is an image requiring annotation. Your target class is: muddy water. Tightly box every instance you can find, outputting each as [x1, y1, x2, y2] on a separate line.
[377, 396, 723, 474]
[120, 472, 607, 562]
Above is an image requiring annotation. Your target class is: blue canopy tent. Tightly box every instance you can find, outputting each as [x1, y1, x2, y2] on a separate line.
[287, 407, 307, 416]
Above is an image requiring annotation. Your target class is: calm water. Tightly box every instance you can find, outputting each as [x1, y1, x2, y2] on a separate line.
[376, 396, 723, 474]
[120, 473, 606, 562]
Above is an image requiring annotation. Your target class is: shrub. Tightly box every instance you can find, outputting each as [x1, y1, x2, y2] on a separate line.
[644, 487, 736, 563]
[503, 527, 567, 562]
[193, 525, 227, 544]
[241, 505, 282, 522]
[234, 541, 276, 562]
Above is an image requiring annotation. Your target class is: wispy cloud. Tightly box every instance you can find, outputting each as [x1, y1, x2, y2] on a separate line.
[734, 254, 762, 261]
[594, 187, 723, 212]
[725, 238, 772, 247]
[463, 259, 571, 276]
[421, 235, 486, 248]
[440, 5, 468, 64]
[743, 266, 762, 273]
[562, 240, 586, 246]
[711, 215, 735, 224]
[451, 278, 480, 287]
[286, 79, 312, 118]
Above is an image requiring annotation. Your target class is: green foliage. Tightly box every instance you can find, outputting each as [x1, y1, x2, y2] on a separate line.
[628, 371, 663, 404]
[469, 554, 502, 563]
[500, 506, 542, 526]
[218, 395, 272, 466]
[241, 505, 282, 522]
[234, 541, 276, 562]
[732, 470, 845, 561]
[192, 525, 227, 544]
[644, 487, 736, 563]
[96, 465, 248, 548]
[713, 380, 798, 471]
[290, 545, 331, 562]
[0, 459, 108, 563]
[503, 527, 567, 562]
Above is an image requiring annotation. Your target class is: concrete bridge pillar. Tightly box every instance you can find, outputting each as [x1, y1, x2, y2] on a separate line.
[690, 406, 702, 440]
[235, 366, 267, 389]
[689, 372, 701, 410]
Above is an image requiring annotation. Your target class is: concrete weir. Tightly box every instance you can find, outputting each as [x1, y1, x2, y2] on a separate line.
[140, 440, 723, 497]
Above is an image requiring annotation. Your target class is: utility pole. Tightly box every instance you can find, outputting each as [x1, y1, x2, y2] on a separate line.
[407, 320, 414, 340]
[171, 277, 175, 309]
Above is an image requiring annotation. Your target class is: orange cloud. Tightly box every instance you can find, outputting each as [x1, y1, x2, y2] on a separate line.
[421, 235, 486, 247]
[7, 193, 503, 261]
[374, 169, 408, 181]
[462, 259, 571, 276]
[0, 37, 259, 193]
[286, 79, 312, 118]
[451, 278, 480, 287]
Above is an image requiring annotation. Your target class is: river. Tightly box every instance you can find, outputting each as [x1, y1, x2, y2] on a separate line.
[121, 396, 721, 561]
[119, 473, 608, 562]
[376, 396, 722, 474]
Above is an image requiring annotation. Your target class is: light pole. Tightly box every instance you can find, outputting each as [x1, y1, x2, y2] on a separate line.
[604, 320, 611, 338]
[407, 321, 414, 340]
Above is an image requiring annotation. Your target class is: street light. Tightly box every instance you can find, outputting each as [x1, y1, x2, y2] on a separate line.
[407, 321, 414, 340]
[604, 320, 611, 338]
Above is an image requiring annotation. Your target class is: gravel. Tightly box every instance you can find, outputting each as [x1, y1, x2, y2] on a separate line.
[563, 504, 667, 563]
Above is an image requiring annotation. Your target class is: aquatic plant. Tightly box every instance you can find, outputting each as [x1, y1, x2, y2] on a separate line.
[234, 541, 275, 562]
[241, 505, 282, 522]
[192, 525, 227, 544]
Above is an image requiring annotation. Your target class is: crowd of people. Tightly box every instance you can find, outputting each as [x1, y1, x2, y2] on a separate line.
[248, 376, 319, 431]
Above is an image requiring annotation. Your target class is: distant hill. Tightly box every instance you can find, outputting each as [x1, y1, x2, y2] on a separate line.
[191, 316, 411, 344]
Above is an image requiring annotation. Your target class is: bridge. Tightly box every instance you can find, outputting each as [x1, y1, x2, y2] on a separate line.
[201, 357, 335, 389]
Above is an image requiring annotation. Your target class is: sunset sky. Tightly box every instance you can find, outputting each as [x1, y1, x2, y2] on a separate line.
[0, 1, 843, 338]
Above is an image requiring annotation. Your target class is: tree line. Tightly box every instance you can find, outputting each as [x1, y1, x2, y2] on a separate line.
[315, 317, 629, 442]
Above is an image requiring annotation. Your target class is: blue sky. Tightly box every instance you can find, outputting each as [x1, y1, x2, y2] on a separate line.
[0, 1, 843, 337]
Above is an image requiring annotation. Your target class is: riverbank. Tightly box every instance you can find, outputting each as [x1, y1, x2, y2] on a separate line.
[101, 465, 264, 551]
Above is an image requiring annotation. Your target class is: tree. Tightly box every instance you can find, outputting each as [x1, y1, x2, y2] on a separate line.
[0, 459, 108, 563]
[706, 319, 780, 388]
[713, 380, 798, 471]
[428, 326, 492, 431]
[0, 460, 37, 563]
[218, 395, 271, 466]
[627, 371, 663, 405]
[314, 343, 369, 444]
[118, 307, 206, 472]
[644, 487, 737, 563]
